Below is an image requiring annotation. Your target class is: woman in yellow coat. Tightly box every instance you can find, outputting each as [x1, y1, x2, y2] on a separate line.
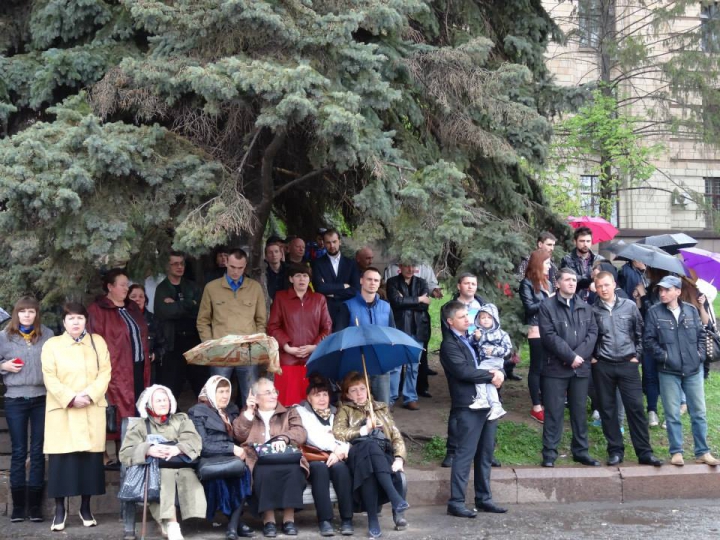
[41, 302, 111, 532]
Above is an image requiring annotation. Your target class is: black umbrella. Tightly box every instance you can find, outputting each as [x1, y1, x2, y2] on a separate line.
[604, 240, 627, 255]
[636, 233, 697, 255]
[616, 243, 688, 276]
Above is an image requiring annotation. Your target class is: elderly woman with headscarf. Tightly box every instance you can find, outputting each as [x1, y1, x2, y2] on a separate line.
[188, 376, 254, 539]
[232, 377, 308, 538]
[295, 374, 354, 536]
[119, 385, 206, 540]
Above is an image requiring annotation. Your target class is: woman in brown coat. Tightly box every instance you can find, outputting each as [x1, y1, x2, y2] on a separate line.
[333, 371, 409, 539]
[87, 268, 150, 459]
[232, 377, 308, 538]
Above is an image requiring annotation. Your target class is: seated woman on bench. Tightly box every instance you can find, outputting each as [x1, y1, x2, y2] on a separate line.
[333, 371, 409, 539]
[119, 385, 205, 540]
[295, 374, 354, 536]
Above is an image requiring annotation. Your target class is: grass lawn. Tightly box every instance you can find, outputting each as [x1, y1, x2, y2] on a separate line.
[418, 289, 720, 466]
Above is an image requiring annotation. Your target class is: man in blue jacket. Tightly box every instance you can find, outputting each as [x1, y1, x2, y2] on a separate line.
[644, 275, 719, 467]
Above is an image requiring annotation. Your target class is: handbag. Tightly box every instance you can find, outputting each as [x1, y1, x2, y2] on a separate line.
[117, 458, 160, 503]
[88, 334, 117, 434]
[300, 444, 331, 463]
[145, 419, 198, 469]
[351, 428, 392, 454]
[706, 324, 720, 363]
[253, 435, 302, 465]
[197, 455, 246, 482]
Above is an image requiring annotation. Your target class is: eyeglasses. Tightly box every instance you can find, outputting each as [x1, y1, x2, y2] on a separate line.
[256, 389, 279, 397]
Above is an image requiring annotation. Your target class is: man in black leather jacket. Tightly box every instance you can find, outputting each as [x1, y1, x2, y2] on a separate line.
[538, 267, 599, 467]
[644, 275, 719, 467]
[591, 271, 662, 467]
[560, 226, 601, 302]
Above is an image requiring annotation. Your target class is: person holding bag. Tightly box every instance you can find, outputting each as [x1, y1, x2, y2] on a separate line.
[119, 385, 206, 540]
[41, 302, 111, 532]
[232, 378, 308, 538]
[188, 376, 254, 539]
[0, 296, 54, 523]
[295, 374, 354, 536]
[333, 372, 409, 539]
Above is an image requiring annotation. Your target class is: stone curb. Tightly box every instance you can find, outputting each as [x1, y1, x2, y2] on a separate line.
[3, 464, 720, 515]
[405, 464, 720, 506]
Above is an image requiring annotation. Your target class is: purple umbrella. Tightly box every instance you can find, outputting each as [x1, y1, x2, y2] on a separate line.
[680, 248, 720, 285]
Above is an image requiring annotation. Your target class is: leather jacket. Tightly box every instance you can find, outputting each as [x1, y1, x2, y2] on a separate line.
[519, 278, 553, 326]
[644, 301, 706, 377]
[386, 275, 431, 342]
[538, 293, 598, 378]
[591, 296, 643, 362]
[560, 249, 602, 298]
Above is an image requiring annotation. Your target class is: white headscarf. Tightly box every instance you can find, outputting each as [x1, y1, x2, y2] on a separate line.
[136, 384, 177, 419]
[198, 375, 232, 411]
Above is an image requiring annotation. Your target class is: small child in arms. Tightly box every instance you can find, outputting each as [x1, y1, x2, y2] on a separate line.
[470, 303, 511, 421]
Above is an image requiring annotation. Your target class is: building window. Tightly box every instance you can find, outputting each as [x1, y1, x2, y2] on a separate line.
[579, 174, 618, 226]
[578, 0, 602, 48]
[701, 3, 720, 53]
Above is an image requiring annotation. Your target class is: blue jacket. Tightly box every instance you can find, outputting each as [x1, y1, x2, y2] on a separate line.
[644, 301, 706, 377]
[337, 293, 395, 329]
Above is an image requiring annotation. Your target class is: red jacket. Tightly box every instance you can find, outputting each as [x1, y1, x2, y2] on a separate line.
[88, 296, 150, 437]
[268, 288, 332, 366]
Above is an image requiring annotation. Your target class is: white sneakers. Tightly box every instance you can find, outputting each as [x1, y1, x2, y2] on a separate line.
[488, 406, 507, 421]
[469, 398, 490, 410]
[648, 411, 659, 427]
[166, 521, 184, 540]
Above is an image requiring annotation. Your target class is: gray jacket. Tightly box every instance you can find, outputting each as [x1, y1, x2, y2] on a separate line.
[0, 326, 55, 398]
[592, 296, 643, 362]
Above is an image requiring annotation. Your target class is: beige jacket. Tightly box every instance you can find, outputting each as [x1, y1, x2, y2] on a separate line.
[41, 333, 112, 454]
[197, 276, 267, 341]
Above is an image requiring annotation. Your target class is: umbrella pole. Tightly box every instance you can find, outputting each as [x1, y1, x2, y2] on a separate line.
[361, 352, 376, 425]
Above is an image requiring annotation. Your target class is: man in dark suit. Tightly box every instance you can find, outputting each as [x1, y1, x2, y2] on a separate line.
[440, 300, 507, 518]
[311, 229, 360, 330]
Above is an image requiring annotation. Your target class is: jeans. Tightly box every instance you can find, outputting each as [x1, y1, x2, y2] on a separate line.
[5, 396, 46, 488]
[641, 351, 660, 412]
[210, 365, 260, 407]
[369, 373, 390, 404]
[389, 362, 419, 405]
[658, 370, 709, 457]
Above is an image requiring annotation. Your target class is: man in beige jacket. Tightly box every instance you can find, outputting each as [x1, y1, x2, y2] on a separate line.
[197, 248, 267, 406]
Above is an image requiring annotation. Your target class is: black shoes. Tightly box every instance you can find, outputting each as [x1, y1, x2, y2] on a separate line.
[339, 519, 354, 536]
[475, 502, 508, 514]
[427, 368, 439, 376]
[541, 459, 555, 468]
[10, 488, 26, 522]
[447, 506, 477, 518]
[418, 391, 433, 398]
[441, 454, 454, 468]
[491, 458, 501, 468]
[318, 520, 334, 537]
[639, 455, 664, 467]
[607, 454, 624, 466]
[393, 510, 408, 530]
[508, 373, 523, 381]
[262, 522, 277, 538]
[573, 455, 601, 466]
[282, 521, 298, 536]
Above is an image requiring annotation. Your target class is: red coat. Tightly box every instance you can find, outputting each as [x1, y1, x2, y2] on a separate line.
[268, 288, 332, 366]
[88, 296, 150, 439]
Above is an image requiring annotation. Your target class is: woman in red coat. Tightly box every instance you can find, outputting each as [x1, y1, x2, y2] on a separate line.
[87, 269, 150, 462]
[268, 264, 332, 406]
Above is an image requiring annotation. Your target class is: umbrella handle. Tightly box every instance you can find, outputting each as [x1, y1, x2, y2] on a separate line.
[361, 352, 376, 425]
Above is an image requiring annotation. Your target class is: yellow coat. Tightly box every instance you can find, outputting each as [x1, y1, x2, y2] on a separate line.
[42, 332, 112, 454]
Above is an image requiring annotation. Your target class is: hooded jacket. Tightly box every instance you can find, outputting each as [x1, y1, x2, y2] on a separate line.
[472, 303, 512, 364]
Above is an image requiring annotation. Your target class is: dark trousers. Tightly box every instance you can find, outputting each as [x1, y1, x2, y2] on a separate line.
[592, 360, 653, 459]
[159, 333, 206, 399]
[641, 351, 660, 413]
[5, 396, 46, 488]
[448, 407, 497, 509]
[528, 338, 544, 406]
[309, 461, 353, 522]
[542, 376, 590, 461]
[446, 408, 458, 456]
[417, 340, 430, 394]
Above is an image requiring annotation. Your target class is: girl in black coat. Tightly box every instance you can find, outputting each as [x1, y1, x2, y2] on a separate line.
[188, 376, 253, 539]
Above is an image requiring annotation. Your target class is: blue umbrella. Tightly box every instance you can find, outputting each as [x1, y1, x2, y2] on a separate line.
[306, 325, 423, 382]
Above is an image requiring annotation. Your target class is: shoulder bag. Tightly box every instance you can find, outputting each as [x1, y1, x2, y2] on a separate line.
[197, 454, 247, 482]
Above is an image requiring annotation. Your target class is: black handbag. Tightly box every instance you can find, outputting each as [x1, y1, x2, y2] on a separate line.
[145, 419, 198, 468]
[706, 324, 720, 363]
[88, 334, 117, 434]
[117, 458, 160, 503]
[253, 435, 302, 465]
[351, 428, 391, 454]
[197, 455, 247, 481]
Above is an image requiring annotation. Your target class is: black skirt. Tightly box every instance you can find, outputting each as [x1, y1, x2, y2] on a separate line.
[346, 438, 402, 510]
[47, 452, 105, 498]
[251, 462, 306, 514]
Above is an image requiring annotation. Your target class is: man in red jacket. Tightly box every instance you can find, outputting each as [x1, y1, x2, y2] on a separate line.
[267, 264, 333, 406]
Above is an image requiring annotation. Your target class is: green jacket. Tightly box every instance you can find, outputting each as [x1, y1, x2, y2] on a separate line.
[153, 277, 201, 351]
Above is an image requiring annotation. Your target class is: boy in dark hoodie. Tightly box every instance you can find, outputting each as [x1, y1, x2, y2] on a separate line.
[470, 303, 511, 420]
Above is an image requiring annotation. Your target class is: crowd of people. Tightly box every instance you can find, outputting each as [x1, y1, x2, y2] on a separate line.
[0, 225, 715, 535]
